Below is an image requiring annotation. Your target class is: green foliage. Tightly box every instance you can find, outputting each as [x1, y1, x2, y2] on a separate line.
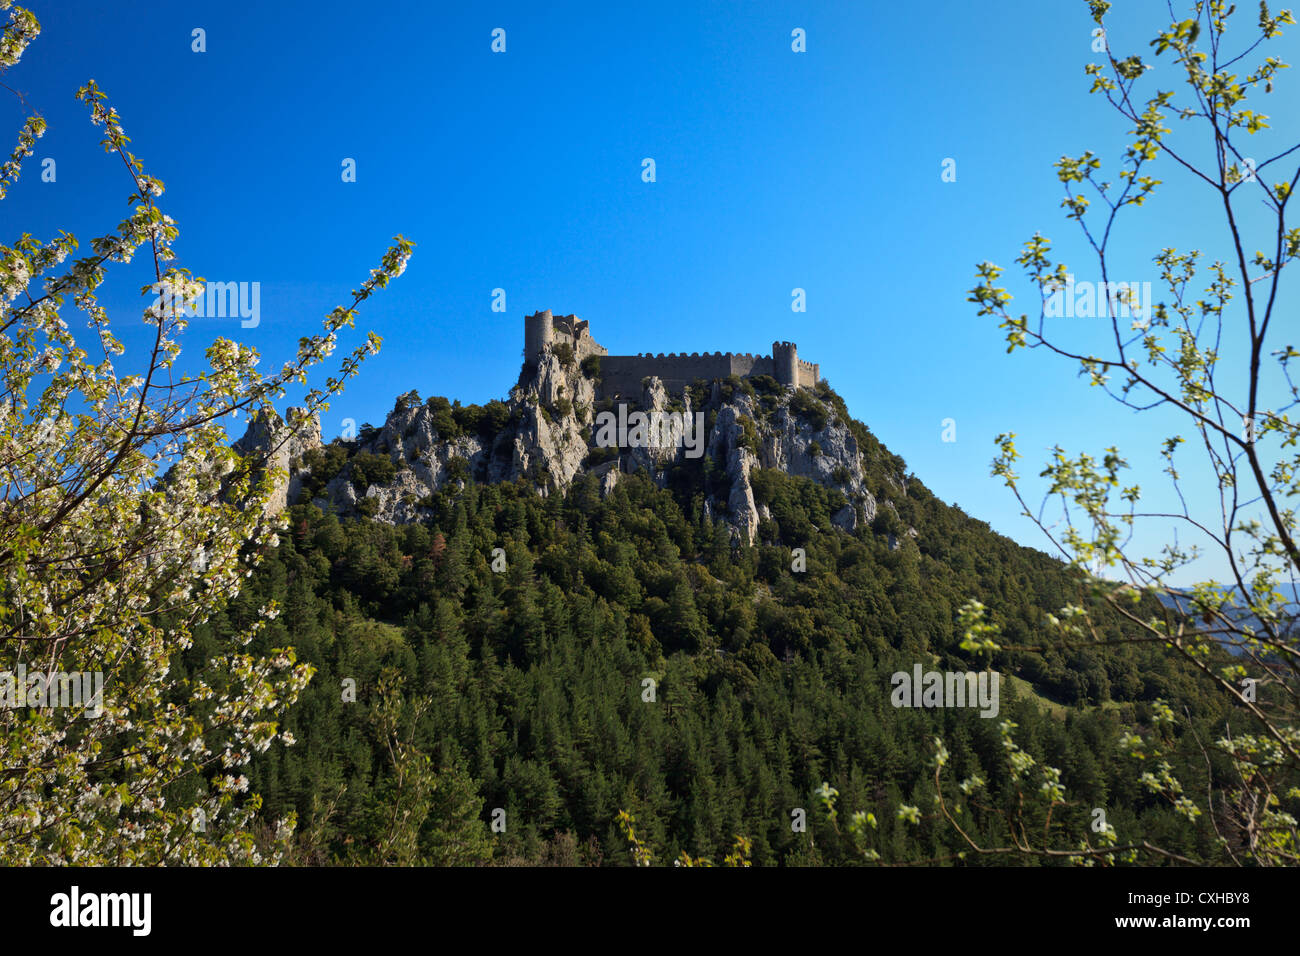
[423, 396, 514, 441]
[583, 445, 619, 468]
[426, 396, 459, 438]
[0, 7, 412, 865]
[300, 443, 351, 501]
[966, 0, 1300, 864]
[350, 451, 398, 493]
[688, 379, 713, 409]
[445, 456, 470, 483]
[790, 388, 829, 431]
[456, 399, 511, 438]
[720, 374, 756, 404]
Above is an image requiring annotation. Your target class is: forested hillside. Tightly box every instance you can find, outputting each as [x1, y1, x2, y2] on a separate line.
[187, 416, 1241, 865]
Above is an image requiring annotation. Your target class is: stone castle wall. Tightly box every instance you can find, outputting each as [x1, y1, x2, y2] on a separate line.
[525, 310, 818, 397]
[600, 352, 780, 398]
[796, 358, 819, 388]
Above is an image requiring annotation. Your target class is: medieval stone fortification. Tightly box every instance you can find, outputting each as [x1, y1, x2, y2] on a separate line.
[524, 309, 819, 398]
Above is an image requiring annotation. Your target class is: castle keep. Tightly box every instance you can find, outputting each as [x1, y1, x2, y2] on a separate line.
[524, 310, 819, 397]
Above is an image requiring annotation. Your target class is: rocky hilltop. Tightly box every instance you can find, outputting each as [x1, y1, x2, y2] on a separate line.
[237, 333, 918, 547]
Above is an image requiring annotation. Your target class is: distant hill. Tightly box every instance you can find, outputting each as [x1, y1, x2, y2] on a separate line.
[1158, 584, 1300, 655]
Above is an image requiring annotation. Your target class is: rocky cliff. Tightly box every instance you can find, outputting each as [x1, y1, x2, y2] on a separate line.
[236, 351, 914, 547]
[231, 406, 323, 515]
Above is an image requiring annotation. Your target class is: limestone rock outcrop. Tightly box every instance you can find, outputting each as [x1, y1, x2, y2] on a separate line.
[234, 341, 909, 548]
[231, 407, 322, 515]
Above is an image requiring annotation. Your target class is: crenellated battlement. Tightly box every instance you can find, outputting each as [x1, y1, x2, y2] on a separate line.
[525, 311, 819, 397]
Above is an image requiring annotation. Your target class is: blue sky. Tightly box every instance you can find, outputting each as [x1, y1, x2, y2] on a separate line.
[7, 0, 1299, 583]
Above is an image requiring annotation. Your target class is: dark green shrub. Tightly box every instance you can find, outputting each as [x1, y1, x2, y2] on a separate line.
[350, 451, 397, 492]
[299, 443, 350, 500]
[425, 396, 461, 439]
[790, 389, 829, 431]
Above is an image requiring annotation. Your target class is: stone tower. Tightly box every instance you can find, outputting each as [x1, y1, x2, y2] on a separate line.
[525, 309, 554, 364]
[772, 341, 798, 386]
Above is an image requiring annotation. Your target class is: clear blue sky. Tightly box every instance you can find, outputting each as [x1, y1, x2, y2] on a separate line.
[7, 0, 1299, 583]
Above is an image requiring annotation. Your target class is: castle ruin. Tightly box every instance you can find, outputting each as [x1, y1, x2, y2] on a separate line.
[524, 309, 819, 398]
